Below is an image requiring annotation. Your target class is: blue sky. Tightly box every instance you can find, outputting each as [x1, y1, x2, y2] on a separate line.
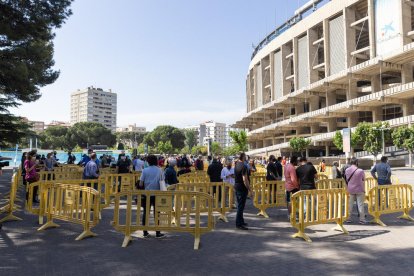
[13, 0, 313, 130]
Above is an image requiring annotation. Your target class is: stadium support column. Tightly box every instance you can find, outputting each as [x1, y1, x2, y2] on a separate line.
[400, 0, 412, 46]
[323, 19, 330, 77]
[401, 64, 414, 84]
[281, 44, 292, 96]
[367, 0, 376, 58]
[344, 7, 356, 68]
[402, 99, 414, 117]
[293, 37, 298, 93]
[347, 113, 358, 128]
[372, 107, 383, 122]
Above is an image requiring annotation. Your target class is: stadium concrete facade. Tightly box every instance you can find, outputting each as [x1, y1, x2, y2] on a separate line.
[234, 0, 414, 157]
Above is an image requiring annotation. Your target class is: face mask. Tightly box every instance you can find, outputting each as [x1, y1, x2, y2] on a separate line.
[227, 165, 231, 170]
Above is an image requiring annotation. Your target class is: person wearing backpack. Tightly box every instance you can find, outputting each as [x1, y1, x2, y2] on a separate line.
[344, 158, 366, 224]
[266, 155, 281, 181]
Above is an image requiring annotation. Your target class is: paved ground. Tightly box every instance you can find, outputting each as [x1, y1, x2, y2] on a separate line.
[1, 168, 414, 276]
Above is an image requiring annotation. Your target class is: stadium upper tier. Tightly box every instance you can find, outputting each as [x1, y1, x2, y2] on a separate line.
[234, 0, 414, 157]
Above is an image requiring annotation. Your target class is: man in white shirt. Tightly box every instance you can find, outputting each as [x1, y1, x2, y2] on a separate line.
[221, 160, 235, 185]
[133, 155, 145, 172]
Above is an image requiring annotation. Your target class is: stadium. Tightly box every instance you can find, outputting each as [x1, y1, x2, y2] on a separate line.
[234, 0, 414, 158]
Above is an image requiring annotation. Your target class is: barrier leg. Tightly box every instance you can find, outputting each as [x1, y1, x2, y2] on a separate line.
[291, 223, 312, 242]
[398, 211, 414, 222]
[218, 210, 228, 222]
[194, 232, 200, 250]
[257, 209, 269, 218]
[370, 214, 386, 227]
[76, 229, 97, 241]
[37, 219, 60, 231]
[0, 213, 22, 223]
[332, 222, 349, 234]
[122, 235, 132, 247]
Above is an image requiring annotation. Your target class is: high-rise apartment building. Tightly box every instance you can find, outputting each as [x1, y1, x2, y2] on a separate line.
[70, 86, 117, 131]
[186, 121, 228, 149]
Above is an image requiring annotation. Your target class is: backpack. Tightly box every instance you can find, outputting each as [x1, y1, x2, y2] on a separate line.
[336, 168, 342, 179]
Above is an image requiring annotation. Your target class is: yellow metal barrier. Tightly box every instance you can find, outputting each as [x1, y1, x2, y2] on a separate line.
[26, 179, 111, 224]
[250, 175, 267, 187]
[364, 177, 377, 202]
[101, 173, 136, 196]
[112, 190, 214, 249]
[290, 188, 349, 242]
[316, 179, 346, 190]
[367, 184, 414, 226]
[178, 175, 210, 184]
[252, 172, 266, 177]
[54, 165, 82, 173]
[37, 183, 100, 240]
[168, 182, 233, 222]
[316, 173, 328, 181]
[391, 175, 400, 184]
[38, 171, 83, 181]
[0, 172, 22, 223]
[253, 181, 286, 218]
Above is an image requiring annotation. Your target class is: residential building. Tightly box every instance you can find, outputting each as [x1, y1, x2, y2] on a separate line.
[186, 121, 228, 149]
[116, 124, 146, 133]
[233, 0, 414, 157]
[70, 86, 117, 131]
[45, 121, 71, 129]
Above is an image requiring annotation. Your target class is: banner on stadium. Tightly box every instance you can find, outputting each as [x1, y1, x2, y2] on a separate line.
[375, 0, 402, 56]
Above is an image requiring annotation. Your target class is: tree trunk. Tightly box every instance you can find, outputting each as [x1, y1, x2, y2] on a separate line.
[410, 151, 413, 168]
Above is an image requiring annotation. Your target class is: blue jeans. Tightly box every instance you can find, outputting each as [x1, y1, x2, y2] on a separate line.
[235, 190, 248, 227]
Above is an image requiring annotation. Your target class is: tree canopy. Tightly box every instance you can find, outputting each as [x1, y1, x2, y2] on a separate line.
[289, 137, 311, 157]
[143, 125, 185, 150]
[184, 129, 197, 150]
[229, 130, 248, 152]
[0, 0, 73, 146]
[66, 122, 116, 149]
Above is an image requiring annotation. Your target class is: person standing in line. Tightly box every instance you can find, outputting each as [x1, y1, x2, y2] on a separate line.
[207, 157, 223, 183]
[234, 152, 252, 230]
[345, 158, 366, 224]
[284, 156, 299, 220]
[133, 155, 145, 172]
[138, 155, 165, 238]
[44, 153, 56, 172]
[194, 155, 204, 171]
[371, 156, 392, 185]
[296, 157, 318, 190]
[221, 160, 235, 185]
[164, 157, 178, 186]
[266, 155, 281, 181]
[67, 151, 76, 164]
[331, 161, 342, 179]
[83, 153, 99, 180]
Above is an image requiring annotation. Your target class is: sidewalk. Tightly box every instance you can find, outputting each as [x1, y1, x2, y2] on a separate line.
[0, 169, 413, 276]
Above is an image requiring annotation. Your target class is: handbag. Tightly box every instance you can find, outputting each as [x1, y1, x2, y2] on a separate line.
[159, 169, 167, 191]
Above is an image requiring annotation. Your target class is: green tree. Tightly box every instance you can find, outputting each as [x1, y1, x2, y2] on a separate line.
[354, 122, 391, 162]
[116, 132, 146, 149]
[144, 125, 185, 150]
[223, 145, 239, 157]
[39, 126, 70, 150]
[191, 145, 208, 156]
[117, 142, 125, 150]
[333, 130, 358, 152]
[289, 137, 311, 157]
[392, 125, 414, 167]
[66, 122, 116, 148]
[184, 129, 197, 150]
[229, 130, 248, 152]
[211, 142, 222, 155]
[0, 1, 73, 146]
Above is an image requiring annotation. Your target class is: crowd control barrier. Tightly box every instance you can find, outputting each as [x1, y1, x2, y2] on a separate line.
[38, 171, 83, 181]
[37, 183, 100, 240]
[168, 182, 233, 222]
[253, 181, 286, 218]
[250, 175, 267, 187]
[367, 184, 414, 226]
[26, 179, 110, 224]
[101, 173, 135, 195]
[316, 179, 346, 190]
[0, 173, 22, 223]
[112, 190, 214, 249]
[364, 177, 377, 202]
[290, 188, 349, 242]
[54, 165, 82, 173]
[316, 173, 328, 181]
[178, 175, 210, 184]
